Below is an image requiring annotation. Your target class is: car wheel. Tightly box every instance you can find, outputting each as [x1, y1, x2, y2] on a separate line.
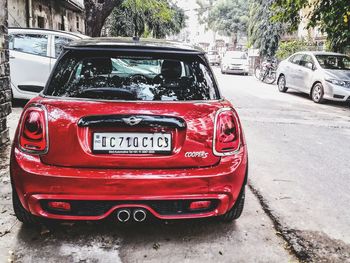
[12, 184, 40, 225]
[221, 68, 226, 74]
[311, 83, 324, 103]
[277, 75, 288, 92]
[219, 187, 245, 222]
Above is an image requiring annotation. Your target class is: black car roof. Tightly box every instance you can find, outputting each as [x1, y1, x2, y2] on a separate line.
[66, 37, 205, 54]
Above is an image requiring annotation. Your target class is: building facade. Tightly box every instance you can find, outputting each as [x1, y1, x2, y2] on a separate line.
[0, 0, 11, 147]
[8, 0, 85, 33]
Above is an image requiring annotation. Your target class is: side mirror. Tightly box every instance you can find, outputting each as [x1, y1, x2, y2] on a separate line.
[305, 62, 314, 70]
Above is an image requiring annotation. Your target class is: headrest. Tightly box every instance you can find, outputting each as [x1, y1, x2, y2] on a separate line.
[161, 60, 182, 79]
[91, 57, 112, 75]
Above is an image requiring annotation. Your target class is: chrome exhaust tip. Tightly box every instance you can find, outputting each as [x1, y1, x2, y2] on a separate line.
[117, 209, 131, 222]
[133, 209, 147, 222]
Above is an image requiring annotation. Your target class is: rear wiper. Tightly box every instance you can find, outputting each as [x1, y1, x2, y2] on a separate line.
[75, 88, 136, 100]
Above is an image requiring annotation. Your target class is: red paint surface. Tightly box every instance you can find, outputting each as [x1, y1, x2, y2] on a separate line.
[11, 96, 248, 220]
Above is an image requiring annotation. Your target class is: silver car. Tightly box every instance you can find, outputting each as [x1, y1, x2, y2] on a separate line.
[221, 51, 249, 75]
[276, 51, 350, 103]
[207, 50, 221, 66]
[8, 28, 87, 100]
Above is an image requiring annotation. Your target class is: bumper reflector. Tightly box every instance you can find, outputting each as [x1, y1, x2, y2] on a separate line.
[189, 201, 211, 211]
[48, 201, 71, 211]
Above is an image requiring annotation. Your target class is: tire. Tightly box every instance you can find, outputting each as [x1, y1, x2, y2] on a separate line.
[219, 187, 245, 222]
[277, 75, 288, 92]
[12, 185, 40, 225]
[311, 83, 324, 103]
[254, 66, 262, 80]
[221, 68, 226, 74]
[263, 71, 276, 84]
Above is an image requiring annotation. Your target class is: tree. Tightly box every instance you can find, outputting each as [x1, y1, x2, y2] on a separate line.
[207, 0, 249, 48]
[108, 0, 186, 38]
[249, 0, 285, 57]
[196, 0, 217, 27]
[272, 0, 350, 52]
[147, 4, 186, 38]
[84, 0, 123, 37]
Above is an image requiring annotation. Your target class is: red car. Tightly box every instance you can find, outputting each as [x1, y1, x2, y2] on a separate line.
[10, 38, 248, 224]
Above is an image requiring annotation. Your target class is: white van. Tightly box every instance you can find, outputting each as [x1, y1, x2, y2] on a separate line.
[8, 28, 88, 100]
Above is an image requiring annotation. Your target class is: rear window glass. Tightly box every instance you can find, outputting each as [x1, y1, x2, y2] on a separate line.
[45, 52, 219, 101]
[226, 52, 247, 59]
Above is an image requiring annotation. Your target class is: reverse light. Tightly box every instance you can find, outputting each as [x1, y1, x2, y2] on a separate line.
[189, 201, 211, 210]
[19, 105, 48, 153]
[213, 108, 241, 156]
[48, 201, 71, 211]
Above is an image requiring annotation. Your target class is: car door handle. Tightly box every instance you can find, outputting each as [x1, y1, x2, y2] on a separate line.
[9, 56, 15, 59]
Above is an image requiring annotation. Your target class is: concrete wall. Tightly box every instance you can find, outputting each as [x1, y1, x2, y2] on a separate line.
[7, 0, 27, 27]
[0, 0, 12, 147]
[7, 0, 85, 33]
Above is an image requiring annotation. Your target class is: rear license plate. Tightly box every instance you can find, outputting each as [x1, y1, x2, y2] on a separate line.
[93, 133, 172, 154]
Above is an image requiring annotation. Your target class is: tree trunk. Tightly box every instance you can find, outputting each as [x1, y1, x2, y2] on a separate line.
[232, 33, 238, 50]
[84, 0, 123, 37]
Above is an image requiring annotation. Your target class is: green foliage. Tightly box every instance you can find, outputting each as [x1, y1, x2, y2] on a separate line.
[275, 40, 317, 60]
[196, 0, 217, 27]
[249, 0, 285, 57]
[109, 0, 186, 38]
[207, 0, 249, 36]
[147, 4, 186, 38]
[273, 0, 350, 52]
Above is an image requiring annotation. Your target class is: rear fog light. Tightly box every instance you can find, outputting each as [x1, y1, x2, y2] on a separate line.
[189, 201, 211, 210]
[48, 201, 71, 211]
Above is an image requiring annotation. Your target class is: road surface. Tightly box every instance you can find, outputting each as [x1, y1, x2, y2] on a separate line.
[1, 68, 349, 262]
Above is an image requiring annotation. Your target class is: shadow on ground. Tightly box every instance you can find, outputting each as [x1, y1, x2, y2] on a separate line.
[285, 91, 350, 110]
[11, 218, 238, 262]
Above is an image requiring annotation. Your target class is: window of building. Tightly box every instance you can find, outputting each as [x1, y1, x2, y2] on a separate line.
[76, 16, 79, 30]
[60, 15, 65, 31]
[9, 34, 48, 57]
[37, 16, 45, 28]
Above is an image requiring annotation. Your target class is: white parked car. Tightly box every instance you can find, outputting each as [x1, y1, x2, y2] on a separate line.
[276, 51, 350, 103]
[207, 50, 221, 66]
[221, 51, 249, 75]
[8, 28, 88, 100]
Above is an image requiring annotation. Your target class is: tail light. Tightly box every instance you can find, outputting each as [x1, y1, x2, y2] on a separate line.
[213, 108, 241, 156]
[19, 105, 48, 154]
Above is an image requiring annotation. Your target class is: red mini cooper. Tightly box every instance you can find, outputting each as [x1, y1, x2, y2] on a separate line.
[10, 38, 248, 224]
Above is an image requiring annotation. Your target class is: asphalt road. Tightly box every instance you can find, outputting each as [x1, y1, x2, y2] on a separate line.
[1, 68, 349, 262]
[214, 68, 350, 262]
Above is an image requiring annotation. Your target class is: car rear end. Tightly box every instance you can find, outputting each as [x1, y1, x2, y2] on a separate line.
[10, 39, 248, 223]
[221, 51, 249, 75]
[207, 51, 221, 65]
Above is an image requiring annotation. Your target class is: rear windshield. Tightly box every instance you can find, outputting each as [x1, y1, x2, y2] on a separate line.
[44, 51, 219, 101]
[226, 52, 247, 59]
[208, 51, 218, 55]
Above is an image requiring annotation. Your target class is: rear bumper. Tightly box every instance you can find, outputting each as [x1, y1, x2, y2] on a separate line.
[11, 146, 248, 220]
[223, 67, 249, 74]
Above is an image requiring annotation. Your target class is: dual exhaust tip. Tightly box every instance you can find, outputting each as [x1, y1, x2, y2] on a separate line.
[116, 208, 147, 223]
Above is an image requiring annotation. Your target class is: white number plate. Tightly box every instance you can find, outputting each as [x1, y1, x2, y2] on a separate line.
[93, 133, 172, 154]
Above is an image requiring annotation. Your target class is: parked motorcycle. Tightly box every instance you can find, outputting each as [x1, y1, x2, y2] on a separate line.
[254, 58, 277, 84]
